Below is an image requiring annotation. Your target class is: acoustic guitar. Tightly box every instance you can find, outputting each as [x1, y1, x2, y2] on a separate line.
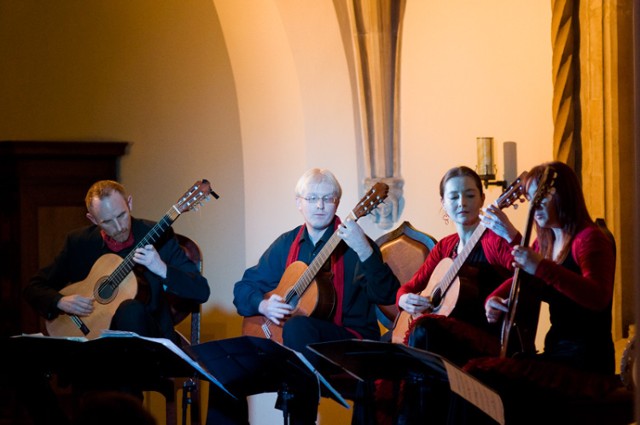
[241, 182, 389, 343]
[45, 179, 217, 340]
[500, 166, 556, 358]
[391, 172, 527, 344]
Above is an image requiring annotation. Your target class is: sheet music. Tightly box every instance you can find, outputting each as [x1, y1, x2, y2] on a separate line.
[15, 332, 88, 342]
[444, 362, 505, 425]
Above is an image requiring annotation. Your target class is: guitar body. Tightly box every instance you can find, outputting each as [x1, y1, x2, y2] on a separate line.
[45, 253, 138, 339]
[242, 261, 336, 343]
[392, 258, 461, 343]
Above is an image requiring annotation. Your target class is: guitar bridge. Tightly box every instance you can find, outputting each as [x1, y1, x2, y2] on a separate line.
[261, 322, 272, 339]
[70, 314, 91, 336]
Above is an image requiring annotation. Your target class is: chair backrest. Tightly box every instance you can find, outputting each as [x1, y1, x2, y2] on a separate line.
[375, 221, 437, 329]
[172, 233, 203, 346]
[620, 332, 636, 391]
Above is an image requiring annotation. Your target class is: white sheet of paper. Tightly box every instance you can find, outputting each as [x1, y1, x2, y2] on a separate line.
[444, 362, 505, 425]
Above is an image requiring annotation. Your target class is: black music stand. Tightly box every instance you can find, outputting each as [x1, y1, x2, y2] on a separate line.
[189, 336, 349, 425]
[308, 339, 505, 425]
[7, 331, 232, 397]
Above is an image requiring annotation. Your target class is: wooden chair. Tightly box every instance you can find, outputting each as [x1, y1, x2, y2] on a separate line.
[374, 221, 437, 332]
[153, 233, 204, 425]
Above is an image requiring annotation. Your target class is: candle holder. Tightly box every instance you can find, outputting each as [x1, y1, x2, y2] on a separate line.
[476, 137, 508, 190]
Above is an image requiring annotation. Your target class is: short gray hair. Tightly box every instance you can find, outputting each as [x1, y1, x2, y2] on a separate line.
[295, 168, 342, 199]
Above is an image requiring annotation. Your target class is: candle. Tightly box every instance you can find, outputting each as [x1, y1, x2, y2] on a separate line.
[476, 137, 494, 178]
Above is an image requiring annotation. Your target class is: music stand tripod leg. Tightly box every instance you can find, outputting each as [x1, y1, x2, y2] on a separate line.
[401, 371, 426, 424]
[278, 383, 293, 425]
[182, 378, 197, 425]
[350, 379, 376, 425]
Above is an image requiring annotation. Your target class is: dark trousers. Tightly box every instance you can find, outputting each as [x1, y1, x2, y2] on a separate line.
[111, 299, 166, 340]
[282, 316, 356, 374]
[282, 316, 362, 425]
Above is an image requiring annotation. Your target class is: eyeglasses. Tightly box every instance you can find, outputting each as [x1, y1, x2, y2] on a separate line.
[300, 195, 339, 205]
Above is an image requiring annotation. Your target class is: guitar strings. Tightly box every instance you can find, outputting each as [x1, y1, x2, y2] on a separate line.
[95, 214, 175, 299]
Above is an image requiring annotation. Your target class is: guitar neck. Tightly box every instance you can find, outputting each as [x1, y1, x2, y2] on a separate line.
[503, 208, 535, 307]
[505, 206, 536, 297]
[286, 213, 354, 303]
[433, 223, 487, 295]
[500, 200, 537, 357]
[110, 208, 181, 283]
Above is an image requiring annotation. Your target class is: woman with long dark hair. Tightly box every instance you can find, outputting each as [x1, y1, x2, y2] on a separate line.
[485, 161, 615, 373]
[469, 161, 618, 424]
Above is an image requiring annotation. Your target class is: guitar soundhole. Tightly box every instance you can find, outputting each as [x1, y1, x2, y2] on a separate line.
[287, 292, 300, 309]
[94, 277, 117, 304]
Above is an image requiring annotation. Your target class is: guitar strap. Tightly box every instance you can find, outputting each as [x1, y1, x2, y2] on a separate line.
[286, 217, 345, 326]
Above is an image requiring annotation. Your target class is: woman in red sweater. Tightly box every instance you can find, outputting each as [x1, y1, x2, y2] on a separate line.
[380, 165, 521, 425]
[396, 165, 521, 364]
[467, 161, 618, 425]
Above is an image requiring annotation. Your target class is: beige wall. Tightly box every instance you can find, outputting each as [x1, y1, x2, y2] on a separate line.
[0, 0, 553, 423]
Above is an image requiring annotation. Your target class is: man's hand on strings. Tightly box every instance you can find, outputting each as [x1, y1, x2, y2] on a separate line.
[133, 244, 168, 278]
[258, 294, 293, 325]
[337, 218, 373, 262]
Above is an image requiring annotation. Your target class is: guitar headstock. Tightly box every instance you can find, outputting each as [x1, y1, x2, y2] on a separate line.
[175, 179, 218, 214]
[495, 171, 528, 210]
[531, 166, 557, 208]
[353, 182, 389, 220]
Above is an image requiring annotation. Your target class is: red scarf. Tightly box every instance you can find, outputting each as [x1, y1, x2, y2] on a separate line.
[286, 218, 345, 326]
[101, 230, 135, 252]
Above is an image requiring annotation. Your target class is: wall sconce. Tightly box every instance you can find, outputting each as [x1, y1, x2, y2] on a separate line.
[476, 137, 518, 191]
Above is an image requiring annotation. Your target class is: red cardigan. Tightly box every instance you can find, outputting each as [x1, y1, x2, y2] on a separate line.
[397, 229, 517, 305]
[488, 223, 615, 311]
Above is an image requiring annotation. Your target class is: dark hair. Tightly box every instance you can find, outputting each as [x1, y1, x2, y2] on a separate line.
[439, 166, 484, 198]
[525, 161, 592, 259]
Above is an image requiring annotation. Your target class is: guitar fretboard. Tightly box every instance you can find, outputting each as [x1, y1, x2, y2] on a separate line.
[97, 208, 181, 296]
[432, 223, 487, 298]
[500, 166, 554, 358]
[285, 213, 354, 303]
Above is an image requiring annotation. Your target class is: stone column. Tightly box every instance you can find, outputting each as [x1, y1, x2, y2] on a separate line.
[335, 0, 406, 229]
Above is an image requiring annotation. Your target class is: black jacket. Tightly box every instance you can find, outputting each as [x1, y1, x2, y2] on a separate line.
[24, 218, 210, 340]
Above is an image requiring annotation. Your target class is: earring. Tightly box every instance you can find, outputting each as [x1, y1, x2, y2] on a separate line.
[443, 213, 450, 225]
